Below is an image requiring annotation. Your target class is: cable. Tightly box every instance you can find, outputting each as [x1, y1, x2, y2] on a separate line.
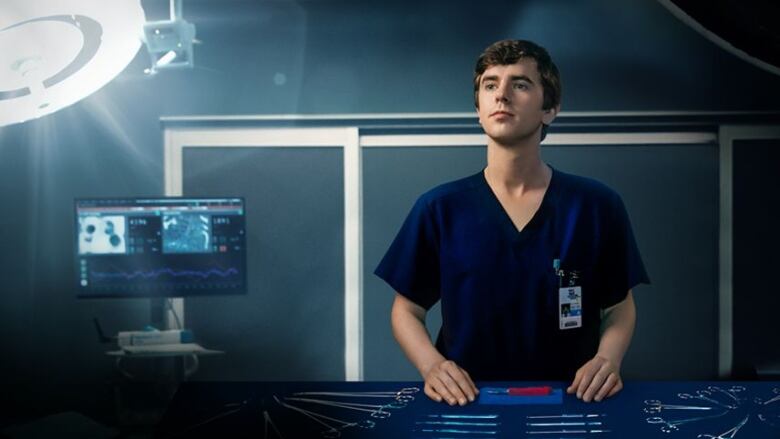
[167, 298, 183, 329]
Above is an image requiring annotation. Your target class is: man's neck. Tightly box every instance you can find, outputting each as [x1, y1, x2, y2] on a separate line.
[485, 140, 550, 196]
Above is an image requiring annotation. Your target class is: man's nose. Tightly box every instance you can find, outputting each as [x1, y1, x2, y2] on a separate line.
[495, 83, 510, 103]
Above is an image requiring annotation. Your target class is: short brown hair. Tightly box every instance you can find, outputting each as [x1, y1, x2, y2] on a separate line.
[473, 39, 561, 111]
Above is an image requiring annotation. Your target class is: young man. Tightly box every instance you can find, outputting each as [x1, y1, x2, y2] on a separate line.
[375, 40, 649, 406]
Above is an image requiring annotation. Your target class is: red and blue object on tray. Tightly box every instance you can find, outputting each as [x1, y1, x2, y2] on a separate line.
[478, 386, 563, 405]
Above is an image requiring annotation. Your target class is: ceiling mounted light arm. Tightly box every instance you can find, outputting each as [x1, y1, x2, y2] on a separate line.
[170, 0, 183, 21]
[142, 0, 196, 75]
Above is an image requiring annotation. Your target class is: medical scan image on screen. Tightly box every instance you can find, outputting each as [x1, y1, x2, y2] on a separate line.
[74, 197, 247, 298]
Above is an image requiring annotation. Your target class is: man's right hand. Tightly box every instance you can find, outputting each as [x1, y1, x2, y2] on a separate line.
[390, 294, 479, 406]
[422, 359, 479, 406]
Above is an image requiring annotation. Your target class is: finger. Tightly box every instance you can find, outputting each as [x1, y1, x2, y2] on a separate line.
[567, 368, 583, 394]
[445, 366, 476, 404]
[440, 367, 470, 405]
[433, 374, 461, 406]
[593, 373, 618, 402]
[453, 370, 477, 403]
[583, 368, 609, 402]
[577, 366, 598, 398]
[607, 378, 623, 398]
[462, 369, 480, 400]
[424, 381, 443, 403]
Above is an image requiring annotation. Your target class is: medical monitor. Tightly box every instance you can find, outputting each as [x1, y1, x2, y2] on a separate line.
[75, 197, 246, 298]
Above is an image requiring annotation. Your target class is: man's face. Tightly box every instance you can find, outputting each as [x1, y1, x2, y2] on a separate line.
[476, 58, 557, 146]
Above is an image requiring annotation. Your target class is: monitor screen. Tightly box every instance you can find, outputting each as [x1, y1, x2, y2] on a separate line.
[75, 197, 247, 298]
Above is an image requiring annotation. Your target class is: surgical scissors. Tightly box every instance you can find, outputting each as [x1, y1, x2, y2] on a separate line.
[283, 396, 394, 419]
[758, 413, 780, 428]
[677, 390, 737, 410]
[644, 399, 715, 414]
[292, 387, 420, 403]
[706, 385, 745, 405]
[697, 414, 749, 439]
[274, 395, 378, 438]
[754, 387, 780, 406]
[646, 409, 728, 434]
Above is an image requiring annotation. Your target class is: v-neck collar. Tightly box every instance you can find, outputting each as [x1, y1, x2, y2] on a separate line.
[479, 165, 557, 241]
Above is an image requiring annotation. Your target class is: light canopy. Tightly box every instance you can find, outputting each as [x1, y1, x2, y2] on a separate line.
[0, 0, 146, 126]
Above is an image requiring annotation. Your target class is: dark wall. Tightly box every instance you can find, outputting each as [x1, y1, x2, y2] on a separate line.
[183, 147, 346, 381]
[1, 0, 779, 428]
[733, 138, 780, 378]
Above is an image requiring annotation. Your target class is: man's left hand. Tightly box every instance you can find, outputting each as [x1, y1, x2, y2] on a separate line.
[566, 355, 623, 402]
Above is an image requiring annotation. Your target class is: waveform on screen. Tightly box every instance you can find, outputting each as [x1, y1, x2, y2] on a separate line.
[91, 267, 240, 281]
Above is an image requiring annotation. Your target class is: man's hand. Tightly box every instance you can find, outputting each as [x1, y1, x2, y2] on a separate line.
[391, 293, 480, 406]
[567, 291, 636, 403]
[566, 355, 623, 402]
[422, 359, 479, 406]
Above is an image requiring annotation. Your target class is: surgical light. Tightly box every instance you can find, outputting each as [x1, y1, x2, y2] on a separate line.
[0, 0, 146, 127]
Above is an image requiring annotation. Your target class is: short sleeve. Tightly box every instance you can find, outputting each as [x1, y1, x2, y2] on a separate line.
[597, 193, 650, 309]
[374, 196, 441, 310]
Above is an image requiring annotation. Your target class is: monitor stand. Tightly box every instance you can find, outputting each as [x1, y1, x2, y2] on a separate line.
[149, 297, 183, 330]
[149, 298, 168, 330]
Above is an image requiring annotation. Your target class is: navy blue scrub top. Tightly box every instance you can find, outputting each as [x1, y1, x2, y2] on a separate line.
[375, 167, 650, 381]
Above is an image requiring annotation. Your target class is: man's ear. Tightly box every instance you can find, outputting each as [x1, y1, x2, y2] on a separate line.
[542, 105, 560, 125]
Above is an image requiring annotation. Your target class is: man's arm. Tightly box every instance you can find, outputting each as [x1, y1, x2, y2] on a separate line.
[391, 293, 479, 406]
[566, 290, 636, 402]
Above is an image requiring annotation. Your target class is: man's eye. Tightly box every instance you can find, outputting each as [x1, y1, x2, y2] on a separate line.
[484, 83, 496, 90]
[513, 83, 528, 90]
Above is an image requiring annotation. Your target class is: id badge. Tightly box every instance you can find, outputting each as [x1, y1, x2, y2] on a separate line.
[559, 286, 582, 330]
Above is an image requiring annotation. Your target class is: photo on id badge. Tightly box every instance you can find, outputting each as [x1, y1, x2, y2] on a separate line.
[559, 284, 582, 330]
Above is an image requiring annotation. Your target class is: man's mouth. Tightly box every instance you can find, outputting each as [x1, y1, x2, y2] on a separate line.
[491, 111, 514, 117]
